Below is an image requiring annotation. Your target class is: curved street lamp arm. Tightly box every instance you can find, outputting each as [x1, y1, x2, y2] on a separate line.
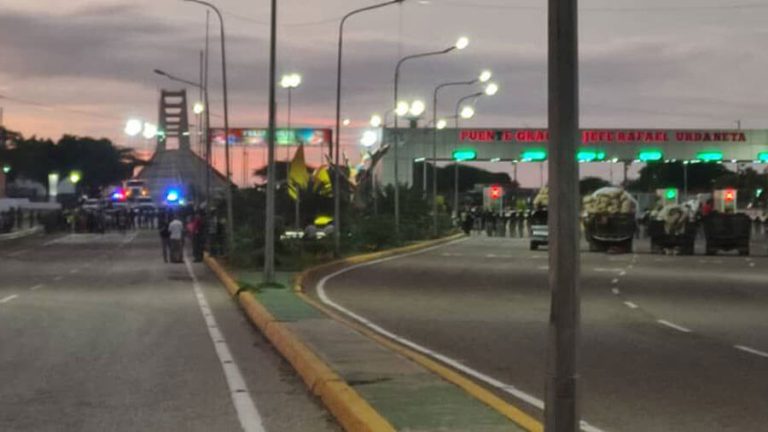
[334, 0, 404, 255]
[155, 69, 203, 89]
[455, 92, 484, 116]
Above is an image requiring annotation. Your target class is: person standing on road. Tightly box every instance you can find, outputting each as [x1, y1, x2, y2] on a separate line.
[159, 219, 171, 263]
[188, 211, 205, 262]
[168, 214, 184, 263]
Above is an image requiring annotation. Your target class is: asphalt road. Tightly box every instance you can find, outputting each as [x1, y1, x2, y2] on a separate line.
[0, 232, 338, 432]
[316, 235, 768, 432]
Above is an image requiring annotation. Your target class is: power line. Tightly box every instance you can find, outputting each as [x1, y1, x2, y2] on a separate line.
[0, 94, 122, 121]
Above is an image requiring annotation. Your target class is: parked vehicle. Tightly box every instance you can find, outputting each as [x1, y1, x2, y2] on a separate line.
[529, 209, 548, 250]
[703, 213, 751, 255]
[583, 213, 636, 253]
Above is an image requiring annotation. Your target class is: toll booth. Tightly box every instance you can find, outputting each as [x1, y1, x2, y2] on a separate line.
[713, 189, 737, 213]
[656, 188, 680, 206]
[483, 185, 504, 212]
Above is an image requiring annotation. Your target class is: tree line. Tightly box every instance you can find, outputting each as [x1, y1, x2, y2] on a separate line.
[0, 127, 144, 196]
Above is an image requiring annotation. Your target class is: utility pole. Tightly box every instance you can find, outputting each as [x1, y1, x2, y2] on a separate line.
[204, 11, 212, 207]
[545, 0, 581, 430]
[264, 0, 278, 283]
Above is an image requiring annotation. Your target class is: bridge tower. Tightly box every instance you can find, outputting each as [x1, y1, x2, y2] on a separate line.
[156, 90, 191, 152]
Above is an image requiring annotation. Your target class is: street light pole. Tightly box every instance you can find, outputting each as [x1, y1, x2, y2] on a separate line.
[393, 38, 467, 241]
[431, 75, 488, 237]
[334, 0, 404, 257]
[281, 73, 302, 230]
[545, 0, 581, 429]
[183, 0, 234, 255]
[262, 0, 278, 282]
[452, 93, 481, 217]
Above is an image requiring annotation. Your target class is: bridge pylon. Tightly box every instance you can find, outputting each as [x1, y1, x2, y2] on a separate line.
[156, 90, 191, 152]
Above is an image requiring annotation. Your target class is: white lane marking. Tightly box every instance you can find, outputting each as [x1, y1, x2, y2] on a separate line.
[70, 268, 80, 274]
[0, 295, 19, 304]
[593, 267, 623, 273]
[121, 232, 138, 245]
[53, 276, 63, 281]
[749, 262, 756, 268]
[183, 259, 266, 432]
[619, 270, 627, 277]
[657, 319, 692, 333]
[316, 239, 605, 432]
[627, 264, 634, 269]
[486, 254, 497, 258]
[537, 265, 549, 270]
[611, 288, 620, 295]
[29, 284, 44, 291]
[624, 301, 638, 309]
[734, 345, 768, 359]
[611, 278, 619, 284]
[440, 252, 464, 257]
[530, 255, 547, 259]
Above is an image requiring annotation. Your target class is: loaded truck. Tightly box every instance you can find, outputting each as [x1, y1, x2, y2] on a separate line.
[647, 189, 698, 255]
[703, 189, 750, 255]
[582, 187, 637, 253]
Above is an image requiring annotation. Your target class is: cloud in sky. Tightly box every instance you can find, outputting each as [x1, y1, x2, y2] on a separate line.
[2, 0, 768, 185]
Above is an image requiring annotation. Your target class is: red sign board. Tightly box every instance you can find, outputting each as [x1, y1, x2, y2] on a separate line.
[459, 129, 748, 144]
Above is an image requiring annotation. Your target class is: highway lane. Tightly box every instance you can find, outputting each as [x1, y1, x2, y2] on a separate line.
[0, 232, 338, 432]
[315, 236, 768, 432]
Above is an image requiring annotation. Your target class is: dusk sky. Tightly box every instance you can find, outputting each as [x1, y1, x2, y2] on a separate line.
[2, 0, 768, 185]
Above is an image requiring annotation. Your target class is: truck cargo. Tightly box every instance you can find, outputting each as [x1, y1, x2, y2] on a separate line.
[648, 203, 698, 255]
[582, 187, 637, 253]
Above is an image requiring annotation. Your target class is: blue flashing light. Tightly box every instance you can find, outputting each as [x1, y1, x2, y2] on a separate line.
[166, 189, 181, 203]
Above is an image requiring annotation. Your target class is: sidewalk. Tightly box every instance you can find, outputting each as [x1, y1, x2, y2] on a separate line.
[0, 225, 42, 241]
[221, 268, 533, 432]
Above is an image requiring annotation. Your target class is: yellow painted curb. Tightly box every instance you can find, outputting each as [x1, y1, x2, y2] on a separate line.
[204, 255, 396, 432]
[293, 233, 465, 293]
[293, 236, 544, 432]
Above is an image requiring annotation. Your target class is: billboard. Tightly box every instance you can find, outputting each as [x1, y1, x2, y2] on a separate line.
[210, 128, 332, 147]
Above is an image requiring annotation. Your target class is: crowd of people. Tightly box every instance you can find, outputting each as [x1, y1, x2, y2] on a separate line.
[458, 207, 545, 238]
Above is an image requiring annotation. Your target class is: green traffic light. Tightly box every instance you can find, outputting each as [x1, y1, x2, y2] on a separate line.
[638, 150, 663, 162]
[520, 149, 547, 162]
[2, 164, 10, 174]
[452, 149, 477, 162]
[665, 188, 678, 200]
[758, 152, 768, 163]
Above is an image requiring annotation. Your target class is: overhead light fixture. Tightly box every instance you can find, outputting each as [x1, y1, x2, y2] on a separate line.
[455, 36, 470, 50]
[409, 100, 426, 117]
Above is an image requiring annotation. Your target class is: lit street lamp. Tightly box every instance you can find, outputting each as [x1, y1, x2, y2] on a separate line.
[280, 73, 302, 132]
[451, 84, 498, 217]
[182, 0, 234, 257]
[280, 72, 302, 171]
[124, 119, 143, 137]
[333, 0, 405, 256]
[430, 71, 494, 235]
[393, 36, 469, 240]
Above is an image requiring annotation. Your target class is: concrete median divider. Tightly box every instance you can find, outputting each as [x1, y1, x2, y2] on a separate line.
[206, 233, 542, 432]
[204, 253, 396, 432]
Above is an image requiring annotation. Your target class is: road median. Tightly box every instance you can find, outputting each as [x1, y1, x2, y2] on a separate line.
[206, 234, 540, 432]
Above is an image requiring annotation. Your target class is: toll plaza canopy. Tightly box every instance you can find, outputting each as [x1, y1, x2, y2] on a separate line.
[378, 127, 768, 186]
